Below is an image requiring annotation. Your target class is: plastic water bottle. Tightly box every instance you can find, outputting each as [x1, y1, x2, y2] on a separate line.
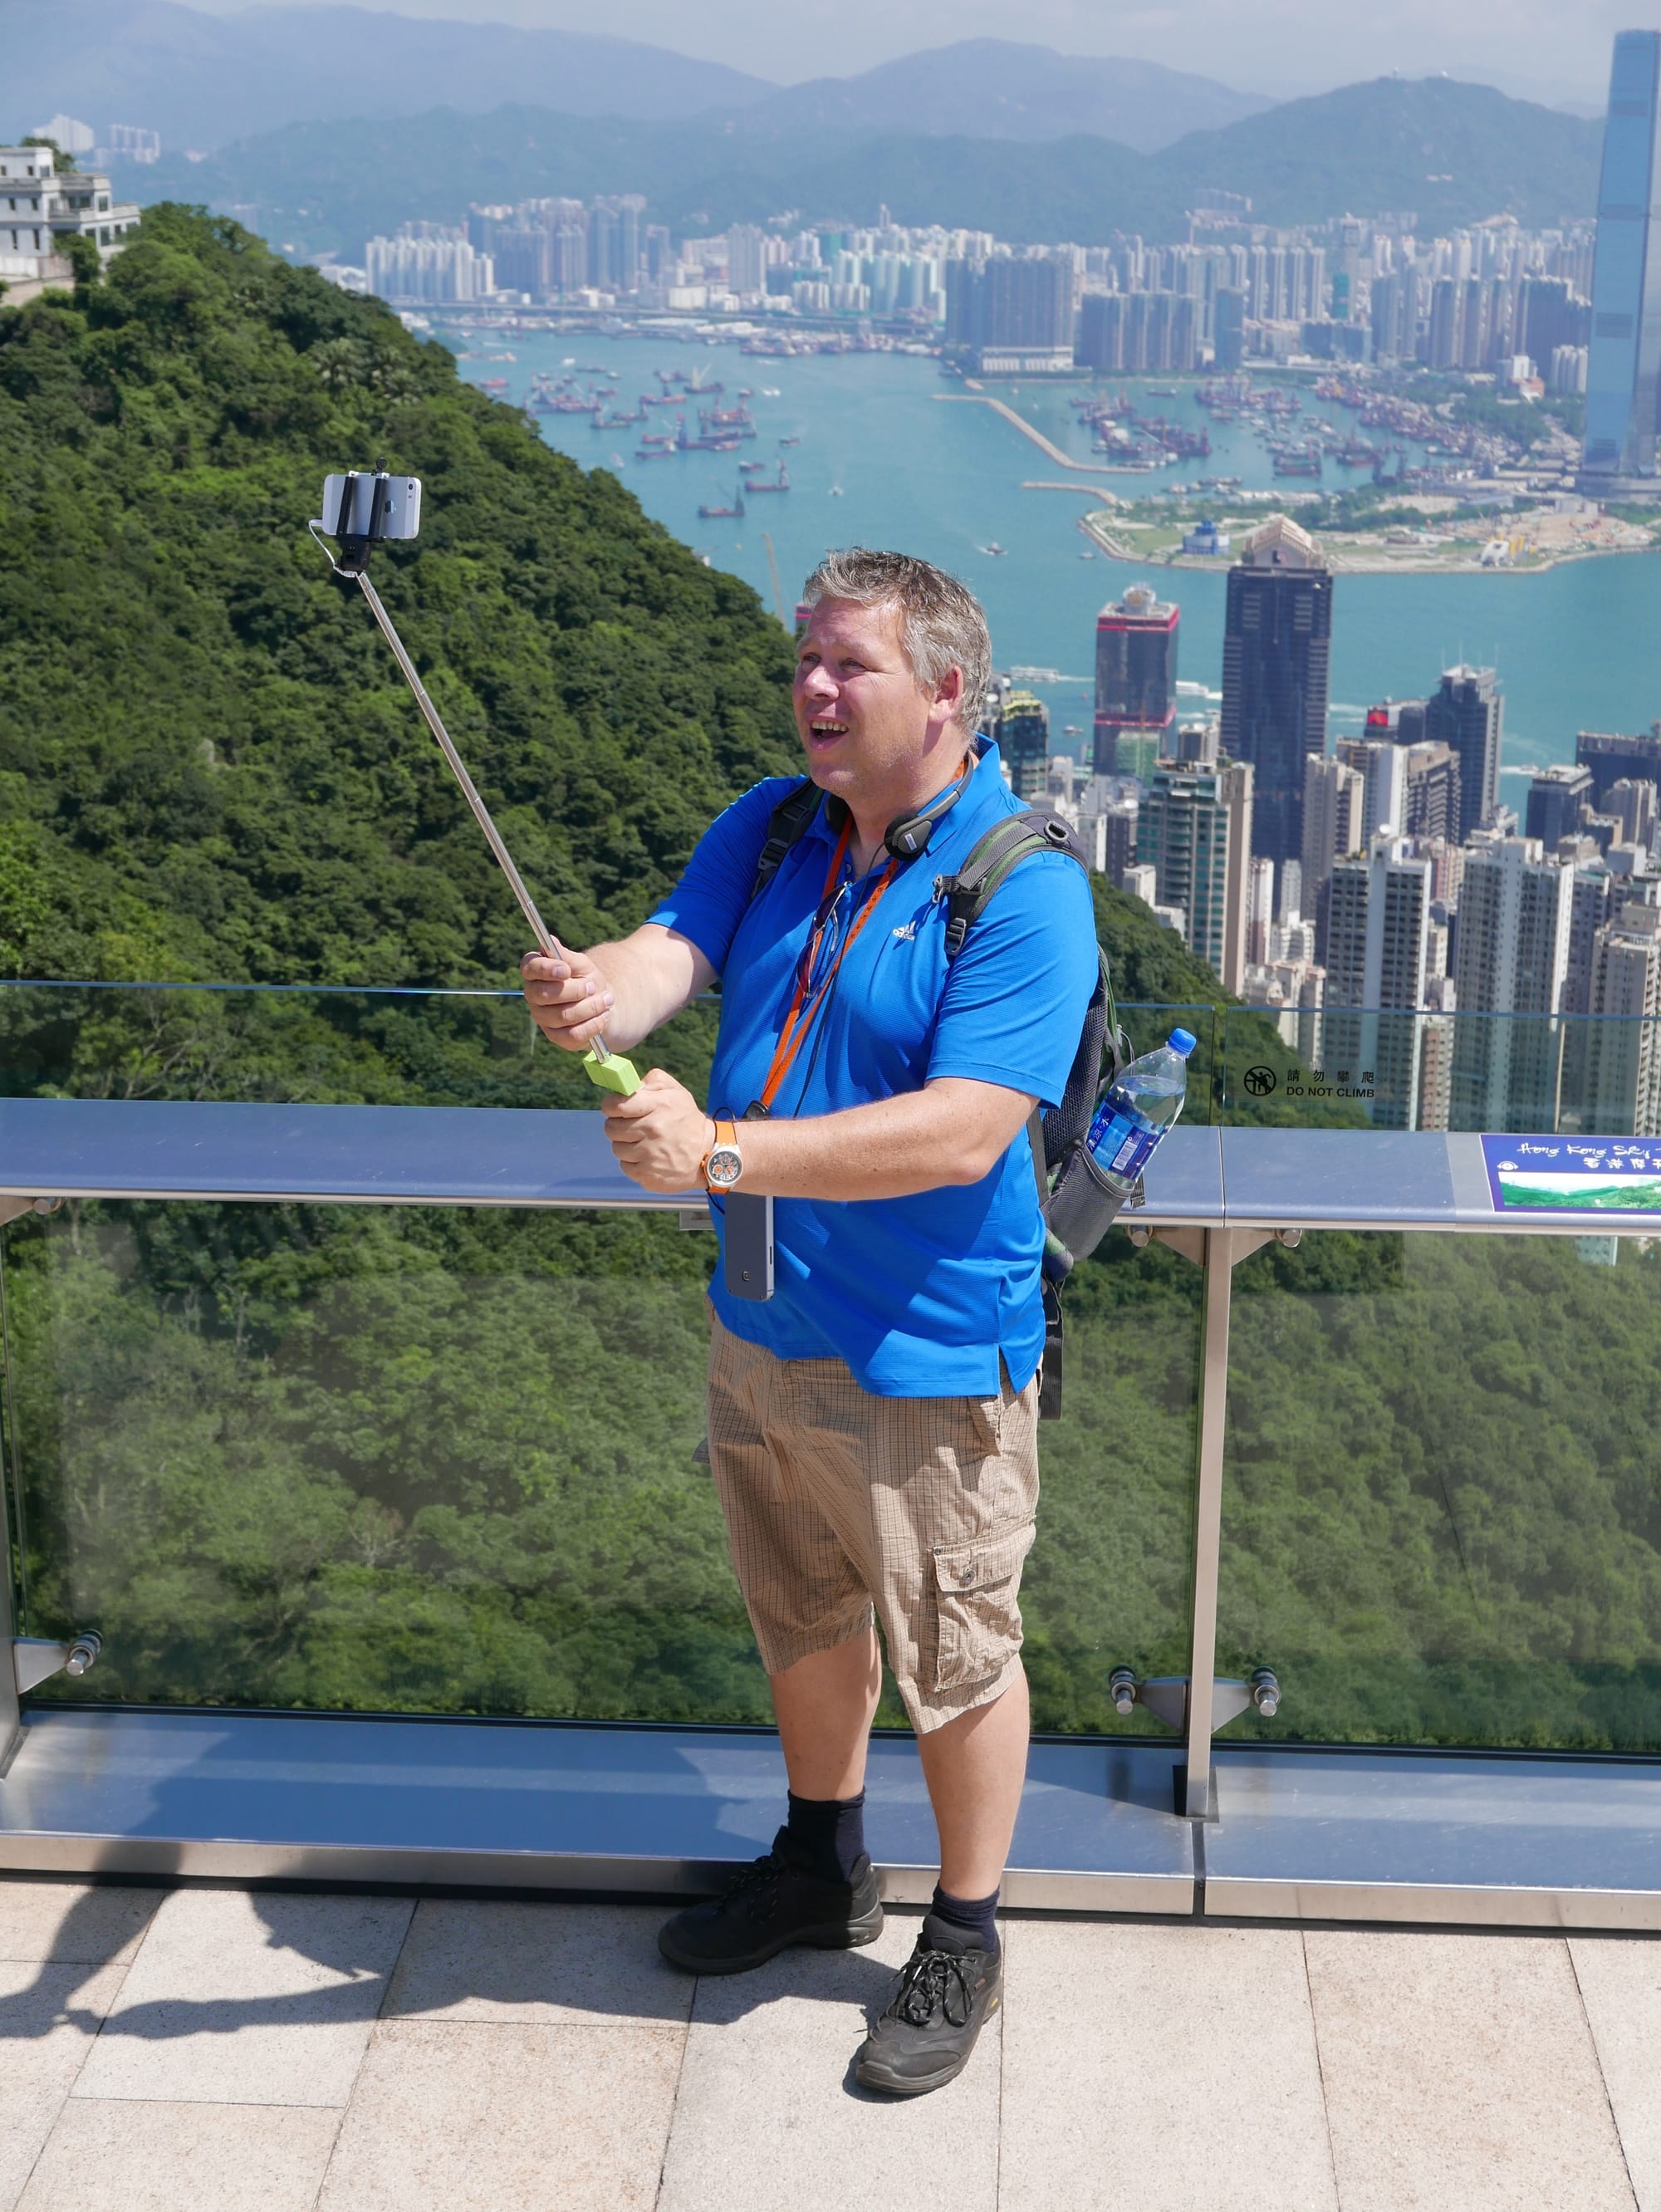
[1085, 1028, 1198, 1194]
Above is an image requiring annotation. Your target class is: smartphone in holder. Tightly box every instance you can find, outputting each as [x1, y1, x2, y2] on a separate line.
[323, 472, 422, 542]
[723, 1192, 774, 1301]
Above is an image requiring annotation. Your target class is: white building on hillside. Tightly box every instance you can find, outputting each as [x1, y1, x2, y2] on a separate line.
[1, 145, 140, 303]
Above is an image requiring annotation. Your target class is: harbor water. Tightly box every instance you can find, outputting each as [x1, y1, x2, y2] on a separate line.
[450, 335, 1661, 782]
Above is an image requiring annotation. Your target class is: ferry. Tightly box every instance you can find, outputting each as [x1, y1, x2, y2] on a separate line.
[828, 484, 845, 497]
[981, 542, 1009, 557]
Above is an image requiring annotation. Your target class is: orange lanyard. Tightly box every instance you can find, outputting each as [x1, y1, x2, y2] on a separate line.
[756, 821, 896, 1114]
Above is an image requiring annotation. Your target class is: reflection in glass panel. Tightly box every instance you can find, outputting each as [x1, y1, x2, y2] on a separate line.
[2, 1203, 1203, 1735]
[1222, 1005, 1661, 1135]
[1217, 1229, 1661, 1749]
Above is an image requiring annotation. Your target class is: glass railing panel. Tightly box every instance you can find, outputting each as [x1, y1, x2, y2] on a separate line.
[1221, 1006, 1661, 1135]
[1214, 1228, 1661, 1750]
[0, 982, 719, 1110]
[1117, 1003, 1221, 1124]
[2, 1192, 1204, 1735]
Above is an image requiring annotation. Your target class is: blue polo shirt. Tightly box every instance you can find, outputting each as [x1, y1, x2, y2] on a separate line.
[648, 743, 1099, 1396]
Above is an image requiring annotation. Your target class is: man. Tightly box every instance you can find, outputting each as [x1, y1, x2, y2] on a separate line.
[522, 548, 1096, 2096]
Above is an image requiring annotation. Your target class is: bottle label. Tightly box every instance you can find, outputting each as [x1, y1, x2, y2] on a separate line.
[1088, 1107, 1164, 1182]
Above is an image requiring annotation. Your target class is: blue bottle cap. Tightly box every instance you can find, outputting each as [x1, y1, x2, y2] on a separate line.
[1169, 1028, 1198, 1057]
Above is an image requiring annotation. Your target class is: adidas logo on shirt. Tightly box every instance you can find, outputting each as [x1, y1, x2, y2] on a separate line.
[891, 920, 918, 941]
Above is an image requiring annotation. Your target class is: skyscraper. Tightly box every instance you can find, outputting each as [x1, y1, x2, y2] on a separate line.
[1093, 585, 1178, 774]
[1136, 758, 1254, 993]
[1585, 899, 1661, 1132]
[994, 689, 1050, 801]
[1424, 665, 1502, 842]
[1525, 764, 1593, 849]
[1582, 30, 1661, 488]
[1449, 838, 1575, 1131]
[1219, 514, 1333, 867]
[1300, 753, 1365, 912]
[1324, 836, 1437, 1129]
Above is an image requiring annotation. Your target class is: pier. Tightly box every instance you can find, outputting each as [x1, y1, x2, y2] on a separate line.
[934, 393, 1124, 475]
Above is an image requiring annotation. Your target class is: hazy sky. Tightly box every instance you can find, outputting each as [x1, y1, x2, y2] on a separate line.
[189, 0, 1659, 103]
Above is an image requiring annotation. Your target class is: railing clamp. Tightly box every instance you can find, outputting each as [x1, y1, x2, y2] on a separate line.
[13, 1632, 101, 1695]
[0, 1198, 63, 1230]
[1125, 1224, 1301, 1268]
[1109, 1665, 1281, 1733]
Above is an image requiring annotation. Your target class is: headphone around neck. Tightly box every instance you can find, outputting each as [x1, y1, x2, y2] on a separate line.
[822, 750, 977, 862]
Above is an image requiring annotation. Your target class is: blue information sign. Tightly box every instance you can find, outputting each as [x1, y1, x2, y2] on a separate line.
[1482, 1134, 1661, 1217]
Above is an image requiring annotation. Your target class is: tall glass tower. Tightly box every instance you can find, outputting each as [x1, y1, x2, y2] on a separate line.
[1583, 30, 1661, 486]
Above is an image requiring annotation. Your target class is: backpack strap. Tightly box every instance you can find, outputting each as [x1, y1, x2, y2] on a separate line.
[934, 810, 1080, 960]
[751, 777, 826, 901]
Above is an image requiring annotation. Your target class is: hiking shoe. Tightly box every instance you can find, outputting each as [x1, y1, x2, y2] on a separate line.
[657, 1830, 884, 1975]
[854, 1917, 1002, 2097]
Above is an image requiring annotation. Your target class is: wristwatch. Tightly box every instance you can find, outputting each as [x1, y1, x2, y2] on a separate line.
[701, 1117, 743, 1191]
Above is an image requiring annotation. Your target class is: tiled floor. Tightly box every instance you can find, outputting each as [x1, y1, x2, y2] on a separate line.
[0, 1876, 1655, 2211]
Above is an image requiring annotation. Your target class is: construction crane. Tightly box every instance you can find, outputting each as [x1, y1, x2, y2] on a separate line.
[762, 531, 786, 627]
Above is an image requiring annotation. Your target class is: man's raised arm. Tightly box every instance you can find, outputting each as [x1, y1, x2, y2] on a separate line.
[520, 922, 715, 1057]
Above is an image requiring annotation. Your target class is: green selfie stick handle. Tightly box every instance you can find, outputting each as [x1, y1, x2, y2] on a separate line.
[353, 570, 642, 1098]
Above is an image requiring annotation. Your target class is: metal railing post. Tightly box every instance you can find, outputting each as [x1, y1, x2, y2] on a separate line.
[1183, 1225, 1235, 1819]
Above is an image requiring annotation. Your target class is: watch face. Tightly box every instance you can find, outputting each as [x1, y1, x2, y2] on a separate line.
[706, 1146, 743, 1189]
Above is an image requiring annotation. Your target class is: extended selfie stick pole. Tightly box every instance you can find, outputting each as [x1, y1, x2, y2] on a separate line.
[312, 469, 639, 1097]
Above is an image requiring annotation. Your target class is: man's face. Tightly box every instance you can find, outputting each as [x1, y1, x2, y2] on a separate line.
[793, 596, 958, 805]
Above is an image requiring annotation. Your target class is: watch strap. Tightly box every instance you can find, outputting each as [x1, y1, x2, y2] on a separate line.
[700, 1116, 737, 1191]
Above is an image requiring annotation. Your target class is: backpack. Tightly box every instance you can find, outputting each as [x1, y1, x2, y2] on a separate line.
[750, 779, 1133, 1419]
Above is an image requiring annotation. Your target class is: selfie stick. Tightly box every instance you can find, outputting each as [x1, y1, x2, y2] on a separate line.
[311, 468, 640, 1097]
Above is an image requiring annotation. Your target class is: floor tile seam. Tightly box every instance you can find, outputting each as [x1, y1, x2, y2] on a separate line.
[56, 1931, 150, 2099]
[66, 2084, 356, 2111]
[370, 2013, 692, 2042]
[1566, 1938, 1643, 2212]
[651, 1976, 699, 2212]
[372, 1897, 420, 2023]
[1298, 1929, 1345, 2212]
[0, 2080, 71, 2212]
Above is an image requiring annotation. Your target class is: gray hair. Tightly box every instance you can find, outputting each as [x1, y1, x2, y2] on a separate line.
[801, 547, 991, 735]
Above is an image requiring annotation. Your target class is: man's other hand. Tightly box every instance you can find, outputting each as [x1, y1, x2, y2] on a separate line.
[520, 945, 615, 1052]
[602, 1068, 713, 1193]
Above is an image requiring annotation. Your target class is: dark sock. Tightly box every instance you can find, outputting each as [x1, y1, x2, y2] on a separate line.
[927, 1881, 1000, 1956]
[784, 1788, 866, 1884]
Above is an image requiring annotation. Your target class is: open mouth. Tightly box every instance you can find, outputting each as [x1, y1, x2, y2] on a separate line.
[807, 719, 849, 746]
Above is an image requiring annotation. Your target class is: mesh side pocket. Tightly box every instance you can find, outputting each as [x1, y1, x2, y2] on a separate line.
[1043, 1140, 1131, 1271]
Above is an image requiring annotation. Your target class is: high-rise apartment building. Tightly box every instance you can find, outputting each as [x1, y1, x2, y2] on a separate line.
[1136, 758, 1253, 993]
[1585, 899, 1661, 1132]
[948, 254, 1074, 369]
[1583, 30, 1661, 488]
[1401, 741, 1462, 841]
[1093, 585, 1178, 772]
[1449, 838, 1576, 1130]
[1324, 835, 1437, 1128]
[1424, 665, 1502, 841]
[1300, 753, 1365, 912]
[1337, 734, 1409, 842]
[1219, 514, 1333, 868]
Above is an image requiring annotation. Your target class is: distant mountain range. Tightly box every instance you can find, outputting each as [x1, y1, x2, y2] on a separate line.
[9, 2, 1268, 157]
[737, 42, 1271, 150]
[130, 76, 1603, 260]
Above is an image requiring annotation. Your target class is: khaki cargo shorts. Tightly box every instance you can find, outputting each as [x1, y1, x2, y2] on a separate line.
[706, 1311, 1041, 1734]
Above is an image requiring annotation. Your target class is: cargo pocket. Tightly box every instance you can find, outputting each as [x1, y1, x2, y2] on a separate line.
[930, 1522, 1036, 1693]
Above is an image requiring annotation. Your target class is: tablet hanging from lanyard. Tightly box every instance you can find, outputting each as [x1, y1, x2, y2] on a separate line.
[725, 821, 898, 1302]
